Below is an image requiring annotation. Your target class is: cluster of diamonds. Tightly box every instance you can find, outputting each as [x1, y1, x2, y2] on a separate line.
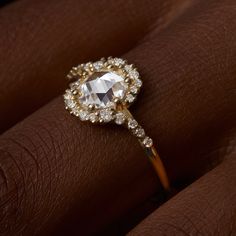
[64, 57, 142, 122]
[127, 118, 153, 148]
[64, 57, 152, 148]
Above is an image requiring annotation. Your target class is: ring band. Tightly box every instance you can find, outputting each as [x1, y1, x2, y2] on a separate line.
[123, 107, 170, 191]
[64, 57, 170, 191]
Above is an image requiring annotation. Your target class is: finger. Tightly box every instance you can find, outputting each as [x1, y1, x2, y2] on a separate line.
[0, 0, 189, 133]
[0, 0, 236, 235]
[128, 148, 236, 235]
[102, 128, 236, 235]
[126, 0, 236, 182]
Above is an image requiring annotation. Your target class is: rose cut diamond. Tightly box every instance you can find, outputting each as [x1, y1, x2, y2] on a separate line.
[78, 72, 127, 108]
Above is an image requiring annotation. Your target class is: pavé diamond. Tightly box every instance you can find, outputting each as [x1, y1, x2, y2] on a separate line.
[130, 85, 138, 94]
[128, 119, 138, 129]
[129, 70, 139, 80]
[84, 63, 91, 72]
[143, 137, 153, 147]
[78, 110, 88, 121]
[93, 61, 104, 70]
[134, 78, 142, 88]
[109, 57, 125, 66]
[89, 113, 98, 123]
[100, 109, 113, 122]
[78, 72, 128, 108]
[134, 127, 145, 138]
[65, 98, 76, 109]
[125, 94, 135, 103]
[115, 112, 126, 125]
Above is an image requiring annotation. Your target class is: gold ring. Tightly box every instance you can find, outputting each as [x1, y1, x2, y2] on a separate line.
[63, 57, 170, 191]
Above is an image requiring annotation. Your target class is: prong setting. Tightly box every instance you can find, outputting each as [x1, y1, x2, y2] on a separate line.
[64, 57, 142, 124]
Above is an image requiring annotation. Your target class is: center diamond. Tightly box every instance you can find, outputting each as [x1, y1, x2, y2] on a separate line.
[78, 72, 127, 108]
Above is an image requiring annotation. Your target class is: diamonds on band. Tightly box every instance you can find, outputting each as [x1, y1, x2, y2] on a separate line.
[115, 112, 126, 125]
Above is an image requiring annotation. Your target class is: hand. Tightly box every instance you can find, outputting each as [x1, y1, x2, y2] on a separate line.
[0, 0, 235, 235]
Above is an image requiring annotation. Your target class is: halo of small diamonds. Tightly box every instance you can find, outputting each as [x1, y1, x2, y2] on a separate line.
[64, 57, 142, 124]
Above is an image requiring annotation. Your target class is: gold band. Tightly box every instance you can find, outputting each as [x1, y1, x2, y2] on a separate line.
[122, 106, 170, 191]
[146, 146, 170, 191]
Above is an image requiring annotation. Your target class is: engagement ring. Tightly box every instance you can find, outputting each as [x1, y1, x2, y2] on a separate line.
[64, 57, 170, 191]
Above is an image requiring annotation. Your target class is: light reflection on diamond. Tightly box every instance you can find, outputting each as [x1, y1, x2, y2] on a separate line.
[78, 72, 127, 108]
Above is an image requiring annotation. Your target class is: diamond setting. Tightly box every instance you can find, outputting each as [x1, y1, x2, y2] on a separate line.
[78, 110, 88, 121]
[143, 137, 153, 148]
[115, 112, 126, 125]
[128, 119, 138, 129]
[64, 57, 142, 124]
[93, 60, 104, 70]
[134, 127, 145, 138]
[125, 94, 135, 103]
[89, 113, 98, 123]
[99, 109, 113, 122]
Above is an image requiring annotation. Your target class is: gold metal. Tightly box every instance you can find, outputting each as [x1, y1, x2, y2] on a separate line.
[122, 106, 170, 191]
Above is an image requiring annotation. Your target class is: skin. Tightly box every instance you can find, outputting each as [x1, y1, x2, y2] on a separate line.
[128, 150, 236, 236]
[0, 0, 235, 235]
[0, 0, 189, 133]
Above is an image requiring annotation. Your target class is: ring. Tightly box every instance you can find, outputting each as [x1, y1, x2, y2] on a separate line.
[63, 57, 170, 191]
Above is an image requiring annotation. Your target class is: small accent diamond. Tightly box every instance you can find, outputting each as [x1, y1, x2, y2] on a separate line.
[124, 65, 132, 73]
[69, 81, 80, 89]
[124, 65, 139, 79]
[78, 110, 88, 121]
[100, 109, 113, 122]
[128, 119, 138, 129]
[143, 137, 153, 147]
[129, 70, 139, 80]
[89, 113, 98, 123]
[84, 63, 91, 72]
[93, 61, 103, 70]
[64, 91, 72, 100]
[125, 94, 135, 103]
[134, 78, 142, 88]
[113, 58, 125, 66]
[115, 112, 126, 125]
[64, 97, 76, 109]
[134, 127, 145, 138]
[130, 85, 138, 94]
